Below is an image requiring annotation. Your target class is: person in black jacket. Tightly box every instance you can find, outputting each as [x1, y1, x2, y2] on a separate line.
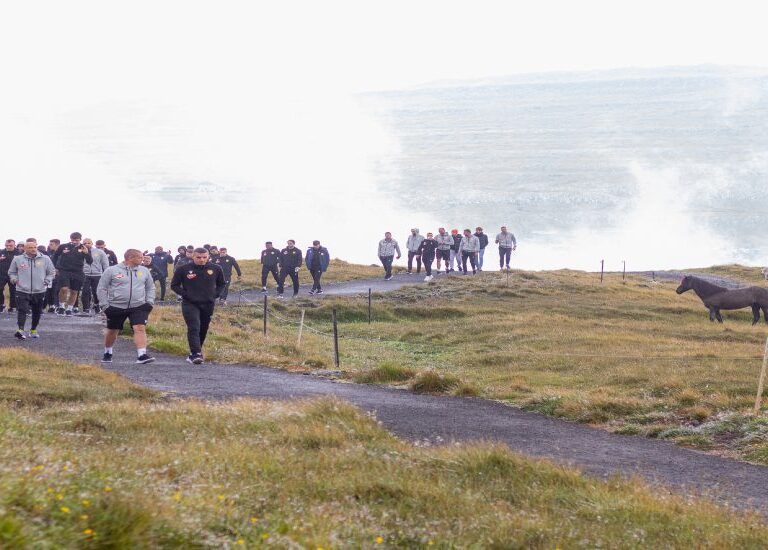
[52, 232, 93, 316]
[278, 240, 302, 297]
[95, 240, 118, 266]
[0, 239, 21, 313]
[170, 247, 226, 365]
[148, 246, 174, 301]
[305, 240, 330, 295]
[260, 241, 281, 293]
[44, 239, 61, 312]
[213, 247, 241, 304]
[474, 227, 489, 271]
[419, 233, 438, 281]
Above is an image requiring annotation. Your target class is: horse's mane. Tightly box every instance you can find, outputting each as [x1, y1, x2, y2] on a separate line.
[689, 276, 728, 298]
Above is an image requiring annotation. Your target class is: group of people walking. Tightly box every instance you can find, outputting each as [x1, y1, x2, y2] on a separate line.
[2, 227, 515, 366]
[378, 226, 517, 280]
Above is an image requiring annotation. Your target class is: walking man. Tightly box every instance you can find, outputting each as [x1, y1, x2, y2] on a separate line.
[260, 241, 281, 293]
[97, 249, 156, 364]
[458, 229, 480, 275]
[44, 239, 60, 312]
[52, 232, 93, 316]
[170, 247, 226, 364]
[8, 239, 54, 339]
[378, 232, 401, 281]
[81, 238, 110, 313]
[278, 240, 302, 297]
[474, 227, 489, 271]
[0, 239, 21, 313]
[495, 226, 517, 270]
[148, 246, 174, 301]
[306, 240, 330, 295]
[419, 232, 438, 281]
[449, 229, 462, 273]
[435, 228, 453, 275]
[213, 247, 241, 304]
[406, 228, 424, 275]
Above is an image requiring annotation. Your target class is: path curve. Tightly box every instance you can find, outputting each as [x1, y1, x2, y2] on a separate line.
[3, 312, 768, 515]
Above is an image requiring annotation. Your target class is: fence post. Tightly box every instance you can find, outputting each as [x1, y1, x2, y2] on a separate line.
[263, 295, 267, 336]
[622, 260, 626, 281]
[753, 336, 768, 414]
[332, 308, 340, 368]
[368, 288, 372, 324]
[652, 271, 656, 282]
[297, 309, 305, 348]
[600, 260, 604, 283]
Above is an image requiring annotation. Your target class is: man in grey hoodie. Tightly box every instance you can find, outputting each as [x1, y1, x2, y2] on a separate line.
[8, 239, 55, 340]
[405, 228, 425, 275]
[81, 238, 111, 314]
[377, 232, 401, 281]
[97, 249, 156, 364]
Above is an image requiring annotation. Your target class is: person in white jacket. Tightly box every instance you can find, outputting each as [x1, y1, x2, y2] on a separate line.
[8, 239, 54, 339]
[81, 238, 110, 313]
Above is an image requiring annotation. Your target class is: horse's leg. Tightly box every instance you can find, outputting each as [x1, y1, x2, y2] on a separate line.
[716, 308, 724, 323]
[763, 306, 768, 325]
[709, 307, 716, 322]
[752, 304, 760, 326]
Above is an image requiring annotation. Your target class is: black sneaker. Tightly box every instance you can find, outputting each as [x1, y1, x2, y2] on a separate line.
[14, 330, 26, 340]
[261, 287, 267, 293]
[72, 307, 79, 314]
[316, 289, 323, 295]
[101, 352, 113, 363]
[385, 275, 393, 281]
[93, 305, 101, 314]
[136, 354, 155, 364]
[56, 307, 65, 315]
[186, 353, 204, 365]
[0, 305, 5, 313]
[65, 310, 73, 317]
[47, 306, 56, 313]
[308, 289, 316, 295]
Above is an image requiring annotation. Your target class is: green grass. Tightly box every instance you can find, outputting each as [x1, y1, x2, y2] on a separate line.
[147, 264, 768, 463]
[1, 348, 768, 547]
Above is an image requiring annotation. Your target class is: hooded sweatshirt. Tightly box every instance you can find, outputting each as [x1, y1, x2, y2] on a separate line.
[406, 230, 425, 253]
[458, 235, 480, 254]
[8, 252, 55, 294]
[97, 263, 156, 310]
[83, 247, 110, 276]
[434, 233, 453, 251]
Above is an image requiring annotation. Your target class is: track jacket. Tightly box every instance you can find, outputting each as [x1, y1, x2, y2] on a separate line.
[97, 263, 155, 309]
[8, 252, 55, 294]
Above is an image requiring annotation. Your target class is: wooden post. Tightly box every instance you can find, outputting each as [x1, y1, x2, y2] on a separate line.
[332, 308, 340, 368]
[622, 260, 626, 281]
[297, 309, 305, 347]
[753, 336, 768, 414]
[652, 271, 656, 282]
[600, 260, 604, 283]
[368, 288, 372, 324]
[263, 295, 267, 336]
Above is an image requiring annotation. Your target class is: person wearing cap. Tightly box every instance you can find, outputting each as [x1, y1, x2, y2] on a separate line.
[458, 229, 480, 275]
[405, 228, 425, 275]
[495, 226, 517, 270]
[419, 232, 438, 281]
[305, 240, 330, 295]
[434, 228, 453, 275]
[377, 232, 401, 281]
[474, 227, 489, 271]
[260, 241, 281, 293]
[449, 229, 462, 273]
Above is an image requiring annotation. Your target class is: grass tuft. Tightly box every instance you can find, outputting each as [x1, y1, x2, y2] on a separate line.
[411, 371, 461, 394]
[354, 362, 415, 384]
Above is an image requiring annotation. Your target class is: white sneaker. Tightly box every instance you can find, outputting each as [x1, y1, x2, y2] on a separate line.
[424, 275, 433, 281]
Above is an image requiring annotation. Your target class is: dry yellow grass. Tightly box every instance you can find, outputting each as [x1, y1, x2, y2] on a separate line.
[1, 348, 767, 547]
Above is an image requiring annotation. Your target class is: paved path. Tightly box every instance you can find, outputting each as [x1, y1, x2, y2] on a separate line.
[3, 310, 768, 515]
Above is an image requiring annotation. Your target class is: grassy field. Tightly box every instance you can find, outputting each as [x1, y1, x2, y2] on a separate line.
[1, 348, 767, 547]
[147, 264, 768, 464]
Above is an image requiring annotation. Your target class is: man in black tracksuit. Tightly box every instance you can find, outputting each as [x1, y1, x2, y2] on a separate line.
[0, 239, 21, 313]
[148, 246, 174, 301]
[278, 240, 302, 297]
[52, 232, 93, 316]
[170, 247, 226, 365]
[419, 233, 438, 280]
[212, 247, 241, 304]
[260, 242, 281, 293]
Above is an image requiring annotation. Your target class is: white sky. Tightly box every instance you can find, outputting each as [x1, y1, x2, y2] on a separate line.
[1, 0, 766, 264]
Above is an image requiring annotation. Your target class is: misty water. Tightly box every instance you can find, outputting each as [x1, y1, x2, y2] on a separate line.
[6, 66, 766, 270]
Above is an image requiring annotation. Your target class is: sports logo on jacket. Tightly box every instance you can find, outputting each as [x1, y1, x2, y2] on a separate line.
[207, 269, 213, 275]
[114, 273, 125, 279]
[186, 271, 197, 279]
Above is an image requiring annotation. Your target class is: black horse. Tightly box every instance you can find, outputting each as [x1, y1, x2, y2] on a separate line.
[676, 275, 768, 325]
